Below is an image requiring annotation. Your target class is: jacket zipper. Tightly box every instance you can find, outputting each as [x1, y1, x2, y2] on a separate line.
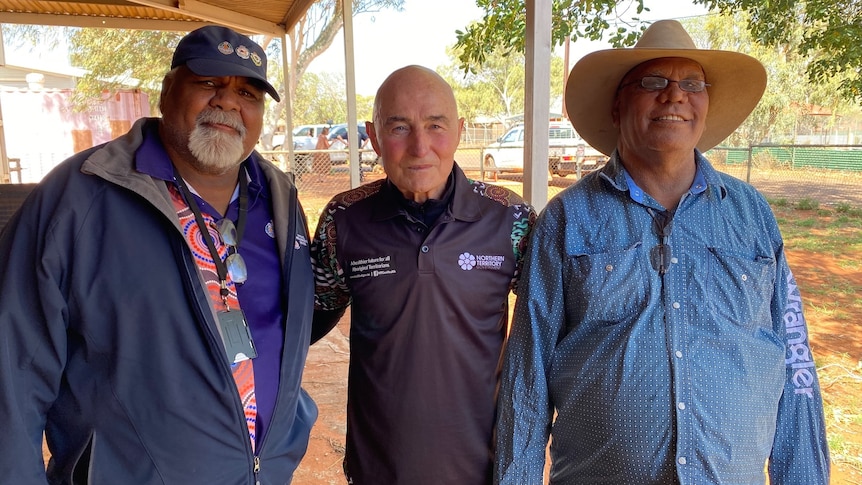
[176, 233, 260, 482]
[254, 455, 261, 485]
[251, 186, 299, 484]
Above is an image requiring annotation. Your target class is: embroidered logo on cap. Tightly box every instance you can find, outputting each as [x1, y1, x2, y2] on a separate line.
[236, 45, 250, 60]
[218, 41, 234, 55]
[250, 52, 262, 67]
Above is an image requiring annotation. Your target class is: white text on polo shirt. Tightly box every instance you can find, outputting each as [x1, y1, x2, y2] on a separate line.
[784, 273, 815, 398]
[349, 256, 396, 279]
[476, 254, 505, 270]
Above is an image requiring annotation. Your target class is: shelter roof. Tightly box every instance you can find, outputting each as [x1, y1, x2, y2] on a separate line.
[0, 0, 316, 35]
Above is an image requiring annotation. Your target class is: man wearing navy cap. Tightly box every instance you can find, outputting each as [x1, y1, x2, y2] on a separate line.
[0, 25, 318, 484]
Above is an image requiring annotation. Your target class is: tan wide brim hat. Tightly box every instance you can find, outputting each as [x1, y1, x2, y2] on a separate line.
[565, 19, 767, 156]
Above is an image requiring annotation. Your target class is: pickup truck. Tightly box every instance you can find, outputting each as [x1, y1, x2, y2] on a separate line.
[481, 121, 607, 178]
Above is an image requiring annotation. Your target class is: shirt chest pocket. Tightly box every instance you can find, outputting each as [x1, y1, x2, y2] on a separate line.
[707, 247, 776, 330]
[568, 244, 651, 325]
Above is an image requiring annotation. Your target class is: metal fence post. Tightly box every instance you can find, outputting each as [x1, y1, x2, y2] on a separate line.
[746, 146, 752, 183]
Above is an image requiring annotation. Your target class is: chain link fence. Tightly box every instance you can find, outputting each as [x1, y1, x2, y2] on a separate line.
[261, 143, 862, 225]
[704, 145, 862, 207]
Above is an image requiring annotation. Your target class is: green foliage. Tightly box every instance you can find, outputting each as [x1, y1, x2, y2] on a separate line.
[796, 197, 821, 210]
[835, 203, 862, 217]
[275, 0, 404, 133]
[69, 29, 182, 114]
[287, 71, 373, 127]
[458, 0, 862, 105]
[698, 0, 862, 104]
[440, 44, 566, 124]
[454, 0, 648, 73]
[1, 24, 70, 53]
[686, 12, 854, 146]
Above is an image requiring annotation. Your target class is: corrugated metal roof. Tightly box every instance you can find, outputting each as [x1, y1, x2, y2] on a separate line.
[0, 0, 317, 35]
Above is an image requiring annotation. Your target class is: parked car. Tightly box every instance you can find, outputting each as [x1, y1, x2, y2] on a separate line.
[290, 124, 331, 151]
[260, 124, 330, 173]
[481, 120, 607, 177]
[327, 123, 378, 166]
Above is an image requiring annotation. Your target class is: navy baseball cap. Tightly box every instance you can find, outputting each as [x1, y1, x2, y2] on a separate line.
[172, 25, 281, 102]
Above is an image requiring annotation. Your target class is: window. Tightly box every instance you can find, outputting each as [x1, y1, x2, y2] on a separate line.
[549, 127, 574, 140]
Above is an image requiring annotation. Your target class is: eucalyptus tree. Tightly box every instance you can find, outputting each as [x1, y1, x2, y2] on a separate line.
[455, 0, 862, 104]
[440, 46, 566, 126]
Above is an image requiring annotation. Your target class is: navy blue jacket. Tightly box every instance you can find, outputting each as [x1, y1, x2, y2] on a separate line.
[0, 118, 317, 484]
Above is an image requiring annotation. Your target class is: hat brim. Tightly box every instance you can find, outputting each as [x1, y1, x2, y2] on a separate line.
[566, 48, 766, 156]
[186, 58, 281, 102]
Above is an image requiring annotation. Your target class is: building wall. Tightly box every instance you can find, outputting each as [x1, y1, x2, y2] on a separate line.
[1, 88, 149, 182]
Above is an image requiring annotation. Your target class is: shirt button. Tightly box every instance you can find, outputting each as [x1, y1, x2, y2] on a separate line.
[605, 264, 613, 272]
[672, 302, 680, 309]
[675, 350, 683, 358]
[678, 457, 687, 465]
[421, 245, 429, 253]
[678, 402, 686, 410]
[670, 257, 678, 264]
[741, 274, 748, 281]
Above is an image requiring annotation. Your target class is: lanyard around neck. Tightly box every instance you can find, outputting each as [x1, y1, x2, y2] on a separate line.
[174, 166, 249, 305]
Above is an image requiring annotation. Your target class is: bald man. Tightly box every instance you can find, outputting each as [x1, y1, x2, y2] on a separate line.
[308, 66, 536, 485]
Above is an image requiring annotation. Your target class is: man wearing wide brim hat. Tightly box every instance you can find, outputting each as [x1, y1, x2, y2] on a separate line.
[567, 19, 765, 157]
[495, 19, 830, 485]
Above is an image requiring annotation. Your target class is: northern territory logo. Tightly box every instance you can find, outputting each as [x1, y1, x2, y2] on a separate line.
[458, 252, 477, 270]
[458, 252, 505, 271]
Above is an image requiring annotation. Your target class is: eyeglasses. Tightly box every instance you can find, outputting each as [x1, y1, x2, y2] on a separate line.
[648, 209, 673, 275]
[621, 76, 710, 93]
[217, 218, 248, 284]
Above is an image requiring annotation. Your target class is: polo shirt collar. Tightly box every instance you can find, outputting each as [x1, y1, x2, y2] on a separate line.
[372, 163, 481, 223]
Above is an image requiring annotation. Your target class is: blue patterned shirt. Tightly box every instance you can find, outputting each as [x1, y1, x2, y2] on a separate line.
[495, 152, 830, 484]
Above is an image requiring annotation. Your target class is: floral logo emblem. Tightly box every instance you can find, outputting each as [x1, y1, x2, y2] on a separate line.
[235, 45, 250, 59]
[458, 252, 476, 270]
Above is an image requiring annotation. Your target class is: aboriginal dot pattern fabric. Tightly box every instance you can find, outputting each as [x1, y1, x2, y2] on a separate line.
[169, 184, 257, 451]
[494, 153, 830, 484]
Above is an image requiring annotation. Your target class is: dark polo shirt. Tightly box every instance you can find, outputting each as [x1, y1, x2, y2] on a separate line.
[311, 164, 536, 485]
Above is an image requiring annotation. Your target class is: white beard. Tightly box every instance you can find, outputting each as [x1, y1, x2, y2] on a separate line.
[187, 110, 247, 174]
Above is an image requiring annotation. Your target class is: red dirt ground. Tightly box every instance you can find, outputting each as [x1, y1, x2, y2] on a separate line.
[293, 248, 862, 484]
[293, 179, 862, 484]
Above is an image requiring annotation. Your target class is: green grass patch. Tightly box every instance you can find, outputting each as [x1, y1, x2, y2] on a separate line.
[774, 201, 862, 258]
[768, 197, 789, 207]
[834, 203, 862, 218]
[796, 218, 817, 228]
[796, 197, 820, 210]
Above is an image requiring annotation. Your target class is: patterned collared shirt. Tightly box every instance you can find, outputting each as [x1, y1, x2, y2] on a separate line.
[495, 151, 830, 484]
